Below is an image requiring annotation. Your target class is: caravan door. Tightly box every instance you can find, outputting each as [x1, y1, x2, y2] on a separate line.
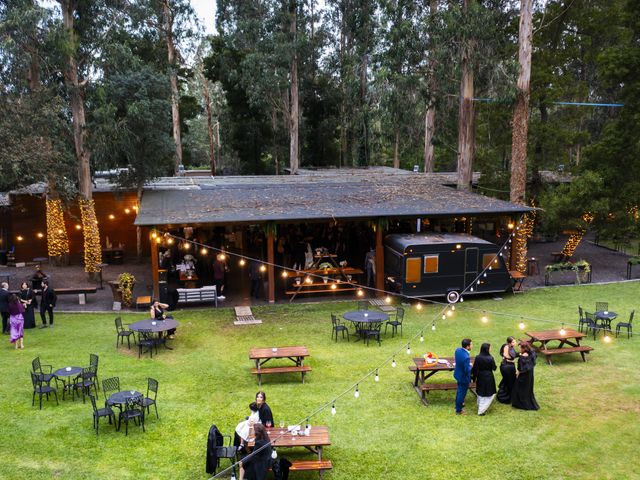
[464, 247, 479, 289]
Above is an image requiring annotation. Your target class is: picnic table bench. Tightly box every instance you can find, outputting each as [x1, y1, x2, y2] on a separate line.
[368, 298, 397, 312]
[410, 356, 476, 406]
[525, 329, 594, 365]
[249, 346, 310, 386]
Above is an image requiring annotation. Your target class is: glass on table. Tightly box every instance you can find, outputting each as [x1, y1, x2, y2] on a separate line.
[279, 419, 285, 429]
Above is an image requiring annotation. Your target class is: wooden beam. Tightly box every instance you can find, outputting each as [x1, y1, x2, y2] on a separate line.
[267, 231, 275, 303]
[375, 224, 384, 297]
[150, 233, 159, 300]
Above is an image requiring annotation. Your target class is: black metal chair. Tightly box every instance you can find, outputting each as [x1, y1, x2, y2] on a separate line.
[137, 329, 156, 358]
[364, 321, 382, 346]
[357, 300, 369, 310]
[115, 317, 135, 349]
[31, 357, 55, 385]
[385, 307, 405, 337]
[578, 306, 588, 333]
[616, 310, 634, 338]
[596, 302, 609, 313]
[102, 376, 120, 408]
[210, 425, 238, 477]
[331, 314, 350, 342]
[73, 366, 98, 403]
[89, 394, 115, 436]
[142, 377, 159, 419]
[87, 354, 99, 391]
[584, 311, 603, 340]
[31, 372, 58, 409]
[118, 395, 145, 435]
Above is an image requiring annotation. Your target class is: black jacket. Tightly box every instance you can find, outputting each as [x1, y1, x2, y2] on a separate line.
[0, 288, 9, 313]
[40, 287, 57, 309]
[206, 424, 224, 475]
[258, 403, 273, 426]
[242, 439, 272, 480]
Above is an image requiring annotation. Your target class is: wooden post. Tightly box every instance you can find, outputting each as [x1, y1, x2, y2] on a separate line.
[150, 233, 159, 300]
[375, 224, 384, 297]
[267, 231, 275, 303]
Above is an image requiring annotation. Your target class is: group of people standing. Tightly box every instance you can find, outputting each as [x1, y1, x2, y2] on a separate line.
[0, 279, 57, 350]
[454, 336, 539, 416]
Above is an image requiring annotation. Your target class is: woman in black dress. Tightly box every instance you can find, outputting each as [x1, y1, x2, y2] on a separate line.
[239, 423, 272, 480]
[512, 341, 540, 410]
[497, 336, 518, 404]
[150, 299, 175, 337]
[255, 391, 274, 427]
[471, 342, 497, 415]
[19, 282, 37, 329]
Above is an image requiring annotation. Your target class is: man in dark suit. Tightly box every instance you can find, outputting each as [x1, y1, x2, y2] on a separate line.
[39, 279, 57, 328]
[0, 282, 9, 334]
[453, 338, 473, 415]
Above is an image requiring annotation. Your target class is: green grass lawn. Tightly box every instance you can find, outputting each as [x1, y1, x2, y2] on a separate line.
[1, 282, 639, 480]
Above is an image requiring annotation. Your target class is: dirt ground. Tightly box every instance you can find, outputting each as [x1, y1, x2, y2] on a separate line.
[0, 232, 635, 313]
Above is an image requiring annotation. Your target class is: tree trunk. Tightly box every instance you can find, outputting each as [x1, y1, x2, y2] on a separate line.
[393, 128, 400, 169]
[424, 0, 438, 173]
[456, 55, 474, 190]
[289, 0, 299, 174]
[198, 64, 216, 176]
[136, 186, 143, 261]
[60, 0, 102, 274]
[163, 0, 183, 174]
[509, 0, 533, 272]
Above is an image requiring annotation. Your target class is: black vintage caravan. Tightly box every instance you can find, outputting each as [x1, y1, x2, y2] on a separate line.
[384, 233, 511, 298]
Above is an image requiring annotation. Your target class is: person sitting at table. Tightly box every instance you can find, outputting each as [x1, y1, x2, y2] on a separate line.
[239, 423, 272, 480]
[471, 342, 497, 416]
[255, 391, 273, 427]
[497, 336, 518, 404]
[235, 402, 260, 451]
[511, 341, 539, 411]
[150, 300, 176, 338]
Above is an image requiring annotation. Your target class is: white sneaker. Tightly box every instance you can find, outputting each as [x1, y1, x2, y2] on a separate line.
[217, 295, 226, 300]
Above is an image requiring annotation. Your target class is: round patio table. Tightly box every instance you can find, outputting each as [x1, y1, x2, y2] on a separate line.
[343, 310, 389, 342]
[128, 318, 179, 333]
[595, 310, 617, 331]
[107, 390, 144, 407]
[54, 366, 82, 400]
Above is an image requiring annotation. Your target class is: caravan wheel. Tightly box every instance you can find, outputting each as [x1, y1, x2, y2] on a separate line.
[446, 290, 460, 304]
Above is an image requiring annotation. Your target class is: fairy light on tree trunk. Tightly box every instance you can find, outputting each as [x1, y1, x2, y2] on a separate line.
[45, 198, 69, 257]
[79, 198, 102, 273]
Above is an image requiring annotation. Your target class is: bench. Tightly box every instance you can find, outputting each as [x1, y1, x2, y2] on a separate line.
[250, 365, 312, 386]
[136, 295, 152, 310]
[540, 345, 594, 365]
[270, 460, 333, 477]
[234, 306, 262, 325]
[176, 286, 217, 307]
[418, 382, 477, 404]
[55, 287, 98, 305]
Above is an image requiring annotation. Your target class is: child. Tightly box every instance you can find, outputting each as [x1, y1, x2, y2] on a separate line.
[235, 402, 260, 444]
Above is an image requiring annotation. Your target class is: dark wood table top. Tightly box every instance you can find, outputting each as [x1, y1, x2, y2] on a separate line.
[526, 329, 585, 341]
[249, 346, 309, 359]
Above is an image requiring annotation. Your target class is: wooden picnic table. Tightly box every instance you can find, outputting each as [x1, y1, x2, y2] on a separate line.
[409, 356, 476, 406]
[509, 270, 526, 291]
[248, 426, 332, 477]
[525, 329, 594, 365]
[249, 346, 311, 386]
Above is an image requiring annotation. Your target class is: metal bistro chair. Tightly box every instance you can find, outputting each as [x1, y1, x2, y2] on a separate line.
[137, 329, 157, 359]
[73, 366, 98, 403]
[364, 321, 382, 346]
[578, 306, 589, 333]
[385, 307, 405, 337]
[357, 300, 369, 310]
[87, 354, 99, 391]
[142, 377, 159, 419]
[595, 302, 609, 313]
[208, 424, 237, 477]
[118, 395, 145, 435]
[31, 372, 58, 410]
[89, 394, 115, 436]
[31, 357, 55, 385]
[584, 311, 603, 340]
[616, 310, 634, 338]
[102, 376, 120, 409]
[331, 313, 350, 342]
[115, 317, 135, 349]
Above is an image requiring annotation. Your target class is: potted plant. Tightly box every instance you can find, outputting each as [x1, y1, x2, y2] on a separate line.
[118, 272, 136, 308]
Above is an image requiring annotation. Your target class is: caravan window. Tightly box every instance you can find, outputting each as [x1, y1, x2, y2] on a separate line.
[423, 255, 439, 274]
[405, 257, 421, 283]
[482, 253, 498, 269]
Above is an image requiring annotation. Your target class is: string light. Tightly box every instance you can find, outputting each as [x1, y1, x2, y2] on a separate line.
[441, 314, 446, 320]
[167, 238, 174, 245]
[446, 310, 453, 317]
[260, 265, 267, 273]
[356, 289, 364, 297]
[406, 344, 411, 355]
[519, 321, 526, 330]
[108, 214, 115, 220]
[151, 231, 158, 239]
[331, 404, 336, 415]
[281, 270, 288, 277]
[416, 303, 423, 310]
[124, 208, 131, 214]
[200, 248, 208, 255]
[331, 283, 337, 290]
[385, 296, 392, 303]
[451, 305, 455, 311]
[37, 232, 44, 239]
[239, 259, 246, 266]
[46, 198, 70, 257]
[603, 334, 611, 343]
[75, 224, 82, 230]
[391, 357, 396, 368]
[431, 322, 436, 331]
[183, 242, 190, 250]
[481, 315, 489, 324]
[271, 449, 277, 460]
[374, 369, 379, 382]
[354, 385, 360, 398]
[219, 253, 226, 261]
[79, 198, 102, 273]
[16, 236, 23, 241]
[559, 324, 566, 336]
[305, 276, 312, 284]
[419, 331, 424, 343]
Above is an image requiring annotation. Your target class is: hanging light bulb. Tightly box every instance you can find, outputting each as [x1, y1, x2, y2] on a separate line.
[419, 332, 424, 343]
[305, 276, 312, 284]
[271, 448, 278, 459]
[519, 321, 526, 330]
[183, 242, 190, 250]
[354, 385, 360, 398]
[331, 404, 336, 415]
[391, 357, 396, 368]
[460, 296, 464, 302]
[239, 259, 246, 266]
[219, 253, 226, 261]
[470, 287, 474, 292]
[483, 272, 487, 277]
[431, 323, 436, 331]
[441, 314, 446, 320]
[260, 265, 267, 273]
[406, 344, 411, 355]
[446, 309, 453, 317]
[281, 270, 288, 278]
[385, 296, 392, 303]
[416, 303, 423, 310]
[330, 283, 337, 290]
[151, 231, 158, 239]
[231, 471, 237, 480]
[451, 305, 455, 311]
[374, 369, 379, 382]
[559, 323, 566, 336]
[356, 289, 364, 297]
[167, 237, 174, 245]
[481, 315, 488, 324]
[604, 334, 611, 343]
[200, 248, 208, 255]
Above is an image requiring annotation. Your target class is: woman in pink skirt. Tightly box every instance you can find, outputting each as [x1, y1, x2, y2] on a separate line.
[8, 294, 25, 349]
